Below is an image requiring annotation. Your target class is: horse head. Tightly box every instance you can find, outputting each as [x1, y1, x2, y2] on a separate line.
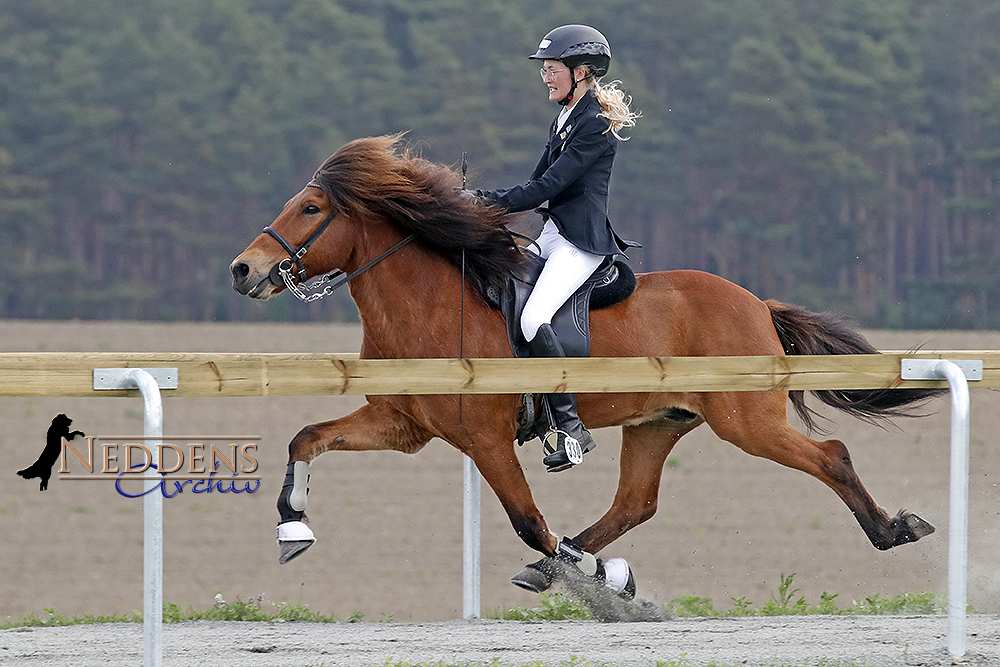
[230, 181, 350, 300]
[230, 135, 524, 304]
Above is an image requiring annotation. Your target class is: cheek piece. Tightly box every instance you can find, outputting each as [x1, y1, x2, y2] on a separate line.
[559, 75, 580, 106]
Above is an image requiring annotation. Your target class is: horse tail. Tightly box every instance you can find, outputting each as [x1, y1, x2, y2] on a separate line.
[765, 299, 945, 433]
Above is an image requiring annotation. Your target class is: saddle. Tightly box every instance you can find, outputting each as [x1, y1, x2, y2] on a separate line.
[486, 233, 637, 445]
[489, 253, 636, 357]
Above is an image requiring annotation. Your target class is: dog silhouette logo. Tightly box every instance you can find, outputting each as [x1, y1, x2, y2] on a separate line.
[17, 414, 85, 491]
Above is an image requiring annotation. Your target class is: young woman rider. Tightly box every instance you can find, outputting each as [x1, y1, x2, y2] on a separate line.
[472, 24, 640, 473]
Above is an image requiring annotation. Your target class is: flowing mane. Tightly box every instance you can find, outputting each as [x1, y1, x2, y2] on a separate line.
[311, 134, 525, 301]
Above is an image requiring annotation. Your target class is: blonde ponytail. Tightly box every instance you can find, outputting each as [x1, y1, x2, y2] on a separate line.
[592, 79, 640, 140]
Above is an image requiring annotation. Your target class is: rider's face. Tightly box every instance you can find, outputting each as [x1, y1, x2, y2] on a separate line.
[540, 60, 578, 103]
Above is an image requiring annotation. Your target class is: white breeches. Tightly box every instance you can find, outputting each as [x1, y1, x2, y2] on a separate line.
[521, 220, 605, 342]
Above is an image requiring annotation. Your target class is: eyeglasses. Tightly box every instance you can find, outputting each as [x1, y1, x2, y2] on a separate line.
[539, 66, 570, 81]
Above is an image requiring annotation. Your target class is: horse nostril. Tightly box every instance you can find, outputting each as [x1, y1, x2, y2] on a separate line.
[231, 261, 249, 283]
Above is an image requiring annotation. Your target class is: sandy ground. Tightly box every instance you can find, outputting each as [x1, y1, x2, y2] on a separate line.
[1, 321, 999, 663]
[3, 615, 1000, 666]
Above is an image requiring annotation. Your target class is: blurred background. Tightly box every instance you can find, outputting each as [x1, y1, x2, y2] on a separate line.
[3, 0, 1000, 328]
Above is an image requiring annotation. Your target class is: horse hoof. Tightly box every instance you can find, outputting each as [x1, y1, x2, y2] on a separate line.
[278, 541, 313, 564]
[889, 510, 935, 548]
[276, 520, 316, 564]
[511, 560, 554, 593]
[602, 558, 636, 600]
[902, 512, 935, 540]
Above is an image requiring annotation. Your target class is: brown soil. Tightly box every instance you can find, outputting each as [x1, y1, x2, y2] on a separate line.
[1, 322, 999, 624]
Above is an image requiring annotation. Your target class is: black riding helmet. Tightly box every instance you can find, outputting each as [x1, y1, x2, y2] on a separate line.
[529, 25, 612, 106]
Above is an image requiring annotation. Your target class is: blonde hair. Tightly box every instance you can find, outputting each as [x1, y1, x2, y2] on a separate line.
[590, 77, 640, 140]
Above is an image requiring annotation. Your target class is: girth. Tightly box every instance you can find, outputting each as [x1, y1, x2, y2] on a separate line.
[490, 253, 635, 446]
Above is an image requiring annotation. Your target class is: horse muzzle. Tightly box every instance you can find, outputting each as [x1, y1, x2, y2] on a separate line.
[230, 256, 281, 299]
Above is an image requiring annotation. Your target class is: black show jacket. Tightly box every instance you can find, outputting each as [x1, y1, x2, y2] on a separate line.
[476, 90, 635, 256]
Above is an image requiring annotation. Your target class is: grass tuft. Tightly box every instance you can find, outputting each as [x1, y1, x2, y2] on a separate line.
[491, 573, 947, 621]
[665, 573, 946, 618]
[0, 573, 950, 630]
[1, 593, 352, 629]
[486, 592, 594, 621]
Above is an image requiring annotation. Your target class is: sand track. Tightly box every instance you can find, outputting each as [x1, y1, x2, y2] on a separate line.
[3, 615, 1000, 666]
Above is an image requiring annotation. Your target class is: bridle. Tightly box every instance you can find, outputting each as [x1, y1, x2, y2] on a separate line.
[263, 182, 415, 302]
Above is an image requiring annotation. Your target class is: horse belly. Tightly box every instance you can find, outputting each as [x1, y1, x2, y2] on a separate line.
[579, 392, 704, 430]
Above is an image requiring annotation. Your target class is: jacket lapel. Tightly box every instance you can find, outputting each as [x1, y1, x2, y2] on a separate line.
[546, 91, 595, 163]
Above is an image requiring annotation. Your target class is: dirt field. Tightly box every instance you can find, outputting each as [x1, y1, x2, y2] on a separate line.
[2, 320, 999, 633]
[5, 614, 1000, 666]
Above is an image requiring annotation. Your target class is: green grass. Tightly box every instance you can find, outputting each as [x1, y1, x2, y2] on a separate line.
[486, 572, 946, 621]
[1, 573, 949, 631]
[0, 593, 358, 629]
[487, 591, 594, 621]
[665, 572, 946, 618]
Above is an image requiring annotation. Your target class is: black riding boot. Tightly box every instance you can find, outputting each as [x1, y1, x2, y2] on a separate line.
[527, 323, 597, 472]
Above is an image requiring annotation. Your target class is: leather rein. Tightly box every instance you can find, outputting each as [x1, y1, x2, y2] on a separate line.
[263, 182, 416, 302]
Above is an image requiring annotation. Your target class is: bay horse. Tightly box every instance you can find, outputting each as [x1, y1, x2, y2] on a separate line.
[230, 135, 939, 596]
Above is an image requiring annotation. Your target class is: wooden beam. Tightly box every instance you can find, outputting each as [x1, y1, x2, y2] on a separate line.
[0, 351, 994, 397]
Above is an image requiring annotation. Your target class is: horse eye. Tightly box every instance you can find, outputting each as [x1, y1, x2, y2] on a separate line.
[303, 205, 321, 215]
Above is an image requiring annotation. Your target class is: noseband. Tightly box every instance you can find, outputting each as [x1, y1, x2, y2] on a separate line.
[263, 182, 415, 302]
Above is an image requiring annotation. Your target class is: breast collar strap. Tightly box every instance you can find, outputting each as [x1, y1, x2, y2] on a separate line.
[264, 182, 416, 300]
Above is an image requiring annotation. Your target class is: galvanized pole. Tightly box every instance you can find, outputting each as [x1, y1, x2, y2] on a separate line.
[94, 368, 177, 667]
[127, 369, 164, 667]
[935, 360, 970, 659]
[901, 358, 980, 660]
[462, 455, 481, 618]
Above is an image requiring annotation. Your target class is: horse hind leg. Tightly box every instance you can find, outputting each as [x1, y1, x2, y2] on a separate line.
[706, 393, 935, 551]
[817, 437, 935, 550]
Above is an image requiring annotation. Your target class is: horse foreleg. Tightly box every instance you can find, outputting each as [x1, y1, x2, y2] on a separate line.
[276, 398, 434, 564]
[465, 435, 558, 557]
[512, 421, 687, 598]
[707, 392, 935, 551]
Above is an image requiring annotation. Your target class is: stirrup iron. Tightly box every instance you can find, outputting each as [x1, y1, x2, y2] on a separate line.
[542, 429, 584, 472]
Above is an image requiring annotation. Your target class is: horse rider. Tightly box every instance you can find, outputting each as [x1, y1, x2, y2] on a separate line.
[471, 24, 640, 472]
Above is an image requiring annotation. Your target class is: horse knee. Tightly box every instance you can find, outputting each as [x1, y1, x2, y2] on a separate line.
[288, 424, 333, 461]
[288, 425, 315, 456]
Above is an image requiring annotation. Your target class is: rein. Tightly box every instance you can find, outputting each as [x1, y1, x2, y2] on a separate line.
[264, 182, 415, 303]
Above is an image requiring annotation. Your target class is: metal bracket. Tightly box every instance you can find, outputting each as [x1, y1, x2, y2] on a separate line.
[900, 359, 983, 381]
[93, 368, 179, 390]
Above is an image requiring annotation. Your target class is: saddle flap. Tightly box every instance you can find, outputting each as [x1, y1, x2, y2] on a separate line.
[499, 255, 634, 359]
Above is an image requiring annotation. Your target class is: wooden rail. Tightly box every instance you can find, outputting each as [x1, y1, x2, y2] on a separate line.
[0, 350, 996, 397]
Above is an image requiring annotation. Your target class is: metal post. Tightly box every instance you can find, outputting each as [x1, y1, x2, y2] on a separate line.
[901, 358, 980, 660]
[94, 368, 176, 667]
[129, 370, 164, 667]
[462, 455, 481, 619]
[934, 361, 971, 659]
